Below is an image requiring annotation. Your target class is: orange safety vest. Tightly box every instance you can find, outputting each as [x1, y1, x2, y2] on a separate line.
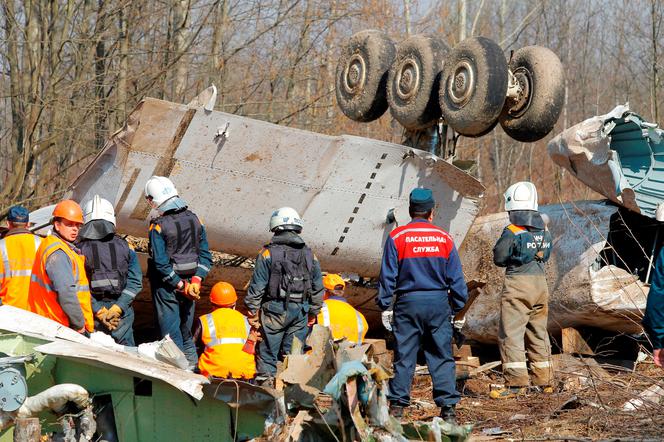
[0, 231, 41, 309]
[28, 235, 94, 332]
[198, 308, 256, 379]
[317, 299, 368, 344]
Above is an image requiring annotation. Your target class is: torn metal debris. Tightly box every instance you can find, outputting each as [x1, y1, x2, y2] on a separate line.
[548, 104, 664, 219]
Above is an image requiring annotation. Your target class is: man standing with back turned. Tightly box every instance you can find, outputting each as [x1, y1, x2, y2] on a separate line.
[377, 188, 468, 424]
[145, 176, 212, 369]
[245, 207, 324, 387]
[491, 181, 553, 398]
[0, 205, 41, 309]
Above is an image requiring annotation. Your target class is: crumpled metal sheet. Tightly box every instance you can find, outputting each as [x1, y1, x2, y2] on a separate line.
[34, 340, 209, 399]
[0, 306, 209, 400]
[69, 96, 484, 277]
[548, 104, 664, 219]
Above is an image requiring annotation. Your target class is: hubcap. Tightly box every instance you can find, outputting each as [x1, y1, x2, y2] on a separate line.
[506, 68, 532, 117]
[395, 58, 420, 100]
[343, 54, 366, 94]
[448, 60, 475, 107]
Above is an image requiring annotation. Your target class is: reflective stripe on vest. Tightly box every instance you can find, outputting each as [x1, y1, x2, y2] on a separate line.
[321, 304, 331, 327]
[204, 313, 250, 348]
[28, 235, 94, 332]
[0, 233, 41, 309]
[90, 278, 120, 289]
[355, 310, 364, 344]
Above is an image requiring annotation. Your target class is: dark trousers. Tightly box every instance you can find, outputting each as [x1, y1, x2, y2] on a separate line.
[255, 299, 309, 377]
[388, 292, 459, 407]
[93, 299, 135, 346]
[151, 281, 197, 367]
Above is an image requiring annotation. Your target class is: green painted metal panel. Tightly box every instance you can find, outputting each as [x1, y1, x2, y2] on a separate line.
[0, 333, 266, 441]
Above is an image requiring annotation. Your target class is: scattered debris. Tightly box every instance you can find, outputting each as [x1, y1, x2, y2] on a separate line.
[622, 384, 664, 411]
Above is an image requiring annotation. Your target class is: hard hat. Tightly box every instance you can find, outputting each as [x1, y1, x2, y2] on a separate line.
[52, 200, 84, 224]
[144, 176, 178, 207]
[83, 195, 116, 225]
[269, 207, 303, 232]
[210, 282, 237, 307]
[504, 181, 538, 212]
[323, 274, 346, 291]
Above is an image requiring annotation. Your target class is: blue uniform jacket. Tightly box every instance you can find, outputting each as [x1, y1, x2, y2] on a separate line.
[148, 214, 212, 288]
[493, 224, 552, 276]
[376, 219, 468, 313]
[643, 247, 664, 349]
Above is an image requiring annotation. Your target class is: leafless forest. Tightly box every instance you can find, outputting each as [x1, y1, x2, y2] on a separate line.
[0, 0, 662, 217]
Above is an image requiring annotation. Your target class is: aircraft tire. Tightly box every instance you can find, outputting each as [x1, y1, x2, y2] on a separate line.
[335, 30, 396, 122]
[499, 45, 565, 143]
[387, 34, 448, 130]
[440, 37, 508, 137]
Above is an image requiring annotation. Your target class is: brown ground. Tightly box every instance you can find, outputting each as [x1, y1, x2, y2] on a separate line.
[407, 361, 664, 440]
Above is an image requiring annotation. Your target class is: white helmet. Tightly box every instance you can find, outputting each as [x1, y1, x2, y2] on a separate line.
[269, 207, 303, 232]
[144, 176, 178, 207]
[504, 181, 538, 211]
[83, 195, 116, 225]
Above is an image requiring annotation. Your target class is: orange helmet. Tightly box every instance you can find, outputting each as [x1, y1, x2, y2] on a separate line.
[210, 282, 237, 307]
[323, 274, 346, 292]
[52, 200, 84, 224]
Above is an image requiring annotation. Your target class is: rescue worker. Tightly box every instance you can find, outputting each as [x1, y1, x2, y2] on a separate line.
[245, 207, 324, 386]
[491, 181, 553, 398]
[642, 246, 664, 368]
[78, 195, 142, 346]
[195, 281, 256, 379]
[316, 273, 368, 344]
[0, 205, 41, 309]
[376, 188, 467, 424]
[145, 176, 212, 369]
[27, 200, 94, 333]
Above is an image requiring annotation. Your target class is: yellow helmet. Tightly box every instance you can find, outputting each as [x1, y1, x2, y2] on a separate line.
[323, 274, 346, 292]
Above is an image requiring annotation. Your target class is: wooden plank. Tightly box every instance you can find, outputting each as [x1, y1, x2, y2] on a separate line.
[562, 327, 594, 355]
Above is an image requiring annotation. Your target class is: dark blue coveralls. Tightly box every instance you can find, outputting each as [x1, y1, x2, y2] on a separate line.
[245, 231, 324, 377]
[643, 246, 664, 350]
[377, 219, 468, 407]
[148, 207, 212, 366]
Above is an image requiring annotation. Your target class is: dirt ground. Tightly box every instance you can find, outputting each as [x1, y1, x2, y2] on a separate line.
[406, 360, 664, 440]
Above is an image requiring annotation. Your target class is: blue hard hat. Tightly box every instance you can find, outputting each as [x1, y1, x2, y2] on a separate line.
[409, 188, 435, 212]
[7, 205, 29, 223]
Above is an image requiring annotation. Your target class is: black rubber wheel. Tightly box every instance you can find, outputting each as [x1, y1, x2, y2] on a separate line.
[335, 30, 396, 122]
[387, 34, 448, 130]
[499, 46, 564, 142]
[439, 37, 508, 137]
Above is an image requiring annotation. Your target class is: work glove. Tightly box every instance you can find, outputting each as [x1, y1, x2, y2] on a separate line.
[105, 305, 123, 331]
[452, 316, 466, 332]
[247, 311, 261, 329]
[307, 314, 316, 327]
[95, 307, 109, 322]
[95, 307, 116, 331]
[381, 310, 394, 332]
[187, 276, 202, 300]
[176, 280, 198, 301]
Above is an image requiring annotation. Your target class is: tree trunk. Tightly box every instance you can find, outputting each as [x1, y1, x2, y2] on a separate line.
[172, 0, 190, 101]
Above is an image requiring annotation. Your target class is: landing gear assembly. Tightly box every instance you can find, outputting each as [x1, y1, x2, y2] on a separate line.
[336, 31, 565, 158]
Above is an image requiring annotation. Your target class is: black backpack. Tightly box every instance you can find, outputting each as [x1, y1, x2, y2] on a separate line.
[267, 243, 314, 303]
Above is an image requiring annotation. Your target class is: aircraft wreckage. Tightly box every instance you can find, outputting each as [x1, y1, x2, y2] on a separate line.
[3, 28, 663, 440]
[22, 67, 661, 345]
